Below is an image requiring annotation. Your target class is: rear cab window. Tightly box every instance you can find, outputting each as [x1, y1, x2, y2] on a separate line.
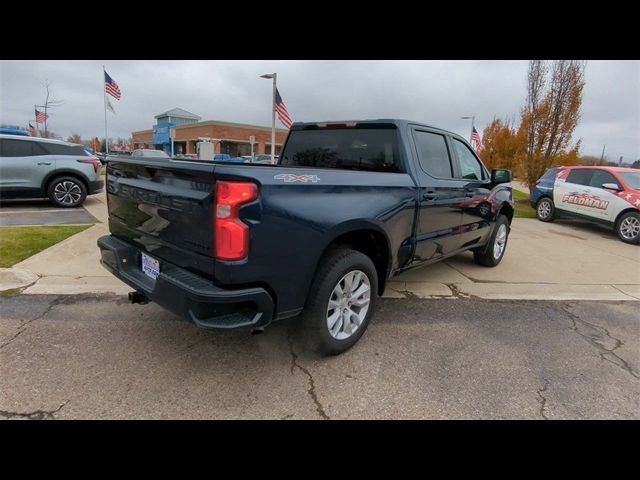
[280, 125, 402, 173]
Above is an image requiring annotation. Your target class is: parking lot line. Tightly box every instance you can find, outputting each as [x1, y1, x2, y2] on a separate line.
[0, 209, 72, 214]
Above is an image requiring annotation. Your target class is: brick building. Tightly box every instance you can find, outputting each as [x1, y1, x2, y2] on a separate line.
[131, 108, 288, 157]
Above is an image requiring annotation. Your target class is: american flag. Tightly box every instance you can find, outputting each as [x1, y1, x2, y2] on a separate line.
[471, 126, 482, 151]
[275, 88, 293, 129]
[104, 70, 121, 100]
[35, 109, 48, 123]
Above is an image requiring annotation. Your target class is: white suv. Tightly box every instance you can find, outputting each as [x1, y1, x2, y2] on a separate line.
[0, 134, 104, 207]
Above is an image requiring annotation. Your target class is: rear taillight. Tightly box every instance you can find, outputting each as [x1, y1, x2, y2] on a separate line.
[214, 181, 258, 261]
[77, 158, 101, 173]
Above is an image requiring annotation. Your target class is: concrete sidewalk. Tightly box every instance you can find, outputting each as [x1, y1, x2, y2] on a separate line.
[1, 191, 130, 295]
[388, 218, 640, 301]
[1, 189, 639, 300]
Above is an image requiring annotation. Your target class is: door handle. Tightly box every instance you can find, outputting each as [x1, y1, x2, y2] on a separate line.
[423, 191, 437, 200]
[37, 162, 52, 165]
[465, 190, 475, 198]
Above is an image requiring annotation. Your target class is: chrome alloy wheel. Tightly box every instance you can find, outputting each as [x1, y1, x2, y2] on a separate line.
[53, 181, 82, 205]
[326, 270, 371, 340]
[493, 224, 508, 260]
[537, 200, 551, 219]
[620, 216, 640, 240]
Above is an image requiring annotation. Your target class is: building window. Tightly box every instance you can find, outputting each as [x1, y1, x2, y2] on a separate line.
[265, 144, 283, 155]
[220, 141, 255, 157]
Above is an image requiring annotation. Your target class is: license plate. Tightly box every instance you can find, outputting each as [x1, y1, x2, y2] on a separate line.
[141, 253, 160, 280]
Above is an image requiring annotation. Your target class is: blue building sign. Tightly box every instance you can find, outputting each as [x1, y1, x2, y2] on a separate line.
[152, 122, 176, 145]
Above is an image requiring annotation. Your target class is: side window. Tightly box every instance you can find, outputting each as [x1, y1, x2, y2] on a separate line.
[452, 139, 484, 180]
[566, 169, 593, 186]
[589, 170, 617, 189]
[0, 139, 45, 157]
[414, 131, 452, 178]
[541, 167, 561, 181]
[41, 143, 84, 156]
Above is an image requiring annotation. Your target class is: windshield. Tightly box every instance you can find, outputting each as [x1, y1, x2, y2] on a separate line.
[620, 172, 640, 190]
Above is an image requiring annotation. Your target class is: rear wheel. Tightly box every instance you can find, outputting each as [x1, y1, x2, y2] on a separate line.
[536, 197, 555, 222]
[616, 211, 640, 244]
[47, 176, 87, 208]
[473, 214, 510, 267]
[302, 248, 378, 356]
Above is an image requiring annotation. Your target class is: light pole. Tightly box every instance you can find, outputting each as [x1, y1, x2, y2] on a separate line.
[260, 72, 277, 164]
[461, 115, 475, 143]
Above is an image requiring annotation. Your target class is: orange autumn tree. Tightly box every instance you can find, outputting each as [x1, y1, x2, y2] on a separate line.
[67, 133, 82, 144]
[480, 118, 526, 177]
[519, 60, 586, 192]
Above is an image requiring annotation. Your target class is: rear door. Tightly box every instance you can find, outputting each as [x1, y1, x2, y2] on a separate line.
[410, 127, 466, 263]
[0, 138, 54, 192]
[554, 168, 594, 216]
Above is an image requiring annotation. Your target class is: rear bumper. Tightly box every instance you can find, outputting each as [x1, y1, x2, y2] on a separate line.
[89, 179, 104, 195]
[97, 235, 274, 329]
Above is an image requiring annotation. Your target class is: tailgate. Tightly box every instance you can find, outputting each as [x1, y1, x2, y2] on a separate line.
[106, 157, 216, 279]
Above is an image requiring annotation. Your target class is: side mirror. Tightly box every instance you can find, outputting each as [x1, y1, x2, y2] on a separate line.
[491, 169, 512, 184]
[601, 182, 622, 191]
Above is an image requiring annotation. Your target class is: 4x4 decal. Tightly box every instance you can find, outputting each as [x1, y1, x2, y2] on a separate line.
[274, 173, 320, 183]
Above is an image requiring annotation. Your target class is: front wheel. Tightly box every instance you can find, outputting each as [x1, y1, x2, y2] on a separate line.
[473, 214, 510, 267]
[616, 211, 640, 244]
[302, 248, 378, 356]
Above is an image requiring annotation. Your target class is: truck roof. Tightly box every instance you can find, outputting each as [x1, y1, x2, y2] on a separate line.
[290, 119, 467, 142]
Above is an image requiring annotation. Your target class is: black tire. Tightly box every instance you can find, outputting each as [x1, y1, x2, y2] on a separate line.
[302, 247, 378, 356]
[47, 176, 87, 208]
[616, 211, 640, 245]
[473, 214, 510, 267]
[536, 197, 555, 222]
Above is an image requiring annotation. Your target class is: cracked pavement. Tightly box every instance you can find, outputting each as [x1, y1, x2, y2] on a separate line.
[1, 294, 638, 419]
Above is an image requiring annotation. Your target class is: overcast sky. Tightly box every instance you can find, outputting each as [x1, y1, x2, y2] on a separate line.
[1, 60, 638, 162]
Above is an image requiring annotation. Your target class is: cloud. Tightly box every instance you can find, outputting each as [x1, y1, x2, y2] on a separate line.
[1, 60, 637, 160]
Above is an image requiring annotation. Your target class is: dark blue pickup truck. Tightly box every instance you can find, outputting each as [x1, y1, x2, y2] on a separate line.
[98, 119, 514, 355]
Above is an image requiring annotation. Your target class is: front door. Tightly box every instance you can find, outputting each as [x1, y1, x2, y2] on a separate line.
[410, 128, 466, 264]
[449, 137, 493, 249]
[583, 169, 629, 223]
[554, 168, 595, 217]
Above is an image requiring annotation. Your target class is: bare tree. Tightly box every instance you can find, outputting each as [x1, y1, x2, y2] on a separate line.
[37, 79, 65, 137]
[519, 60, 586, 191]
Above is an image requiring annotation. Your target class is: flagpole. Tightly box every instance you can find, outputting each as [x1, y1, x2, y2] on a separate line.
[34, 105, 38, 136]
[271, 73, 276, 164]
[103, 65, 109, 154]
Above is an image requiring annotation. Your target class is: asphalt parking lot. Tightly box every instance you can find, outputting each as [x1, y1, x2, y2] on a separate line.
[1, 294, 638, 419]
[0, 199, 97, 226]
